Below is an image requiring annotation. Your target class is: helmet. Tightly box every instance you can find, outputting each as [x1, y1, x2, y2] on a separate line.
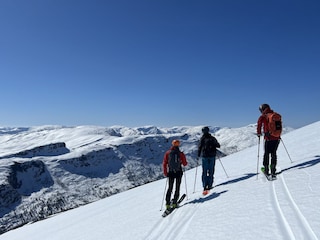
[202, 126, 210, 134]
[172, 139, 180, 147]
[259, 103, 270, 113]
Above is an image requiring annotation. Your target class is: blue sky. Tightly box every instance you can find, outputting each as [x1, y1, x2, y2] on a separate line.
[1, 0, 319, 129]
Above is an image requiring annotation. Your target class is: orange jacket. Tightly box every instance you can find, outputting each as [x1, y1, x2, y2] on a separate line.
[162, 146, 187, 176]
[257, 108, 280, 140]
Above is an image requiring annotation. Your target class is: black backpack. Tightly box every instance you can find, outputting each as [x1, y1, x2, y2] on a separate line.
[202, 136, 218, 157]
[168, 149, 182, 173]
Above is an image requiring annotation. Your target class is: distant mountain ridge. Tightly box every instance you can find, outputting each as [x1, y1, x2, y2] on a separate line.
[0, 124, 293, 234]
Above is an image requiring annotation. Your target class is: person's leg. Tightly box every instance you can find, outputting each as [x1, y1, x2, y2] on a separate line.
[165, 175, 174, 206]
[202, 158, 209, 189]
[263, 141, 271, 174]
[212, 156, 216, 176]
[173, 173, 182, 204]
[207, 157, 215, 189]
[270, 140, 280, 175]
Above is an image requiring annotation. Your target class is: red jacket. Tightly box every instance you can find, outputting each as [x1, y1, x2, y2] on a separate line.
[257, 108, 280, 140]
[162, 146, 187, 176]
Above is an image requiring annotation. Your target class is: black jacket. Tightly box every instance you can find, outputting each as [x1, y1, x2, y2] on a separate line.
[198, 133, 220, 158]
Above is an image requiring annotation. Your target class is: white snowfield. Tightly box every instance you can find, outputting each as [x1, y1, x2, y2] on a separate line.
[1, 122, 319, 240]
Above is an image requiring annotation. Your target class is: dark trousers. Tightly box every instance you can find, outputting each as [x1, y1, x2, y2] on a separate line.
[166, 171, 182, 205]
[202, 157, 216, 190]
[263, 139, 280, 174]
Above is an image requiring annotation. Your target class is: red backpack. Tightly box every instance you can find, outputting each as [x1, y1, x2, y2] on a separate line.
[266, 112, 282, 137]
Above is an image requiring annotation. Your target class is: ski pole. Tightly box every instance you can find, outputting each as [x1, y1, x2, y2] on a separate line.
[193, 158, 199, 193]
[256, 136, 261, 180]
[160, 177, 168, 211]
[218, 155, 229, 178]
[183, 167, 188, 200]
[280, 138, 293, 163]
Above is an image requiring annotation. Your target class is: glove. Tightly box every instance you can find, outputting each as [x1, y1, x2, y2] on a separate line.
[257, 133, 262, 138]
[265, 132, 270, 137]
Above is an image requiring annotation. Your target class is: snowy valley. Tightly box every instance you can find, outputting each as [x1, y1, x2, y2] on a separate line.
[3, 122, 319, 240]
[0, 124, 277, 234]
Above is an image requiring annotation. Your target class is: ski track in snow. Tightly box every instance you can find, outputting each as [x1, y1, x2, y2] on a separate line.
[271, 173, 318, 240]
[144, 193, 202, 240]
[271, 177, 296, 239]
[278, 174, 318, 240]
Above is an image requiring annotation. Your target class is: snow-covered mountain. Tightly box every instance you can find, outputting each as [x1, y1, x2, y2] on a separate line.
[0, 124, 293, 234]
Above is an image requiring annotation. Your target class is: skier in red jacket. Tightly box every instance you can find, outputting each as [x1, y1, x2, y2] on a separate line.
[162, 140, 187, 210]
[257, 103, 281, 177]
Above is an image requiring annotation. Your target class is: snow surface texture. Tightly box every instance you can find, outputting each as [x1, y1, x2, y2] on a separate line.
[0, 124, 277, 234]
[2, 122, 318, 240]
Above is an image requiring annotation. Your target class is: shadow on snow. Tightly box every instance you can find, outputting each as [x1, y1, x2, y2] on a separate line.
[281, 156, 320, 173]
[216, 173, 256, 187]
[185, 173, 255, 205]
[186, 190, 228, 205]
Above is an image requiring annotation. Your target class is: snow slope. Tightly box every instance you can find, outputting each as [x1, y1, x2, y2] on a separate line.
[1, 124, 294, 234]
[1, 121, 319, 240]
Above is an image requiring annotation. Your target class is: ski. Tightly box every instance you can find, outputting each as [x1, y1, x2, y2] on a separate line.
[162, 193, 186, 217]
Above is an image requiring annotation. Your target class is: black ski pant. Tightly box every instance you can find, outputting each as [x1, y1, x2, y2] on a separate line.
[166, 171, 183, 205]
[263, 139, 280, 175]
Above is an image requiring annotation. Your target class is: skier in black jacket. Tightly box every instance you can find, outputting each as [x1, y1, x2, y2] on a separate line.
[198, 127, 220, 195]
